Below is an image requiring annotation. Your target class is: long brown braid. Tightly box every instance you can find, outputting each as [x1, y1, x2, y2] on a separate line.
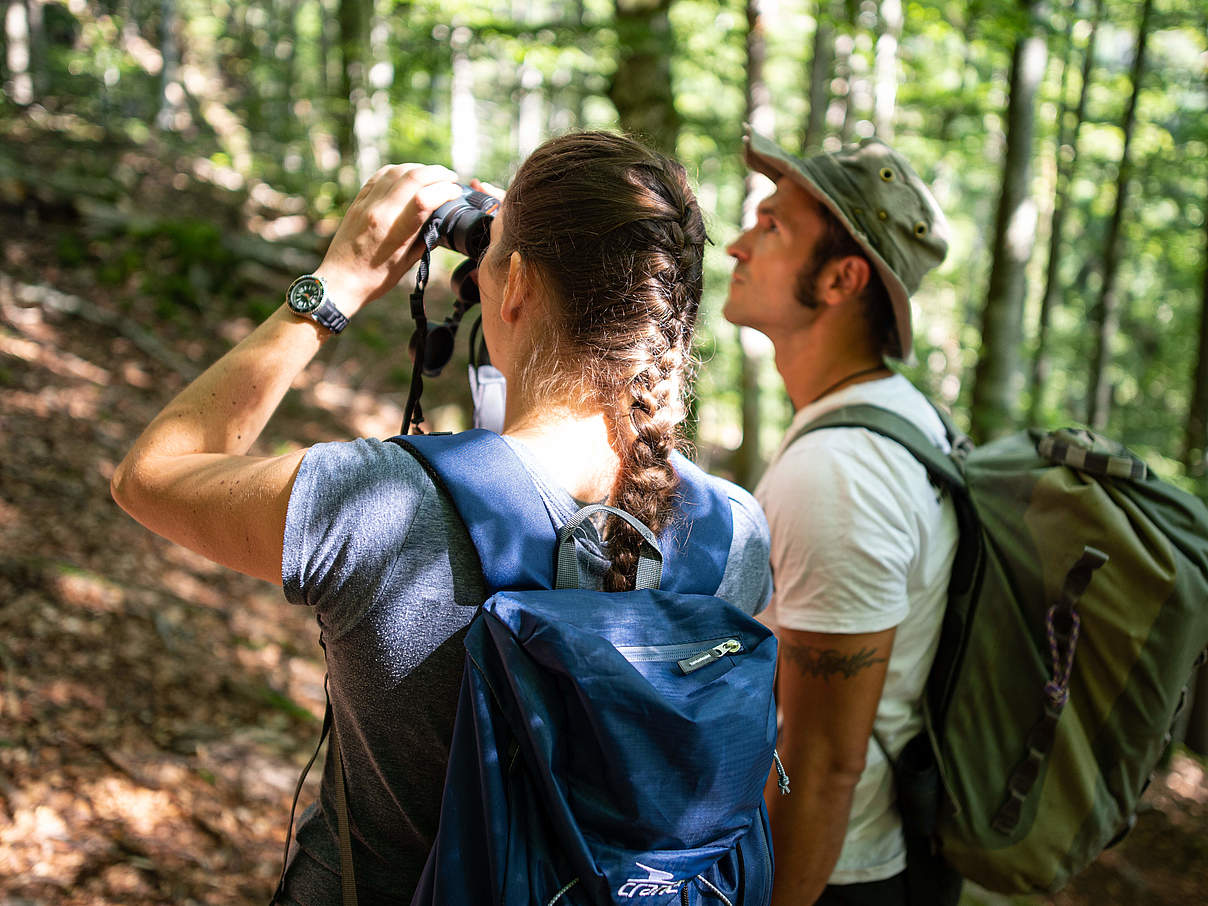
[492, 132, 706, 591]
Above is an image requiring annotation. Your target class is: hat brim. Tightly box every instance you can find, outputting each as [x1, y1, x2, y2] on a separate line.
[743, 131, 914, 360]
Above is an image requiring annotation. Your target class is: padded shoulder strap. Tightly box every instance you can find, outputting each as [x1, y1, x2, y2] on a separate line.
[390, 434, 736, 596]
[665, 451, 733, 595]
[391, 430, 558, 592]
[790, 404, 967, 492]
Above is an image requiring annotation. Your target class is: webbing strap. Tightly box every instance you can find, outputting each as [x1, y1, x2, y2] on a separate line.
[989, 546, 1109, 835]
[275, 679, 333, 905]
[1037, 431, 1148, 480]
[555, 503, 662, 590]
[402, 220, 442, 435]
[330, 722, 358, 906]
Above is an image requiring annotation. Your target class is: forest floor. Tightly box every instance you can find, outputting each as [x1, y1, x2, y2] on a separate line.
[2, 124, 1208, 905]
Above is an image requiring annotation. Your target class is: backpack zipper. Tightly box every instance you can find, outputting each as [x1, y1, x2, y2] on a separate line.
[614, 637, 745, 672]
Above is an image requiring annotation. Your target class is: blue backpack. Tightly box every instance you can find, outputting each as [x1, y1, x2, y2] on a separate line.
[380, 430, 782, 905]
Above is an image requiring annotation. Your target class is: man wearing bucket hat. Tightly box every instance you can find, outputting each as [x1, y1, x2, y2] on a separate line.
[725, 129, 961, 906]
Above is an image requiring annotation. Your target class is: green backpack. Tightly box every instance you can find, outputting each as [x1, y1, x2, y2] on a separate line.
[799, 405, 1208, 894]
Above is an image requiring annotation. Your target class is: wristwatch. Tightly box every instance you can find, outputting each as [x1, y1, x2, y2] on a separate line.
[286, 274, 349, 333]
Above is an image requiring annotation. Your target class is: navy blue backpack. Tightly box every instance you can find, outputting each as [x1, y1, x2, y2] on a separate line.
[371, 430, 782, 905]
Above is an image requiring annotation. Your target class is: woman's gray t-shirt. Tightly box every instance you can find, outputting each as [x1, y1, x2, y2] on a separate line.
[277, 436, 772, 906]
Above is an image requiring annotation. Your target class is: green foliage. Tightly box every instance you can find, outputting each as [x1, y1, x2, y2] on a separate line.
[4, 0, 1207, 482]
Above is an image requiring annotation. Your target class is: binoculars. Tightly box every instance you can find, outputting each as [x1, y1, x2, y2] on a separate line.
[409, 185, 501, 378]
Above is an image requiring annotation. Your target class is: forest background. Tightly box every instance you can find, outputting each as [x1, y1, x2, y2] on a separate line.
[2, 0, 1207, 904]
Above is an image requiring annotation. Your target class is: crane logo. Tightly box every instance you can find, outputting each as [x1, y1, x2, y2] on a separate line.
[616, 862, 685, 898]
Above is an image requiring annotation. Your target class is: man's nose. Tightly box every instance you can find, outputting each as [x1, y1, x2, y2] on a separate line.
[726, 232, 750, 260]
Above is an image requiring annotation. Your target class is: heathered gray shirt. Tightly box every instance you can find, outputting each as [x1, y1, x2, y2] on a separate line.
[276, 436, 772, 906]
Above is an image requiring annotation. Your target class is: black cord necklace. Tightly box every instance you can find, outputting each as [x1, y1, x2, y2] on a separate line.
[806, 364, 891, 406]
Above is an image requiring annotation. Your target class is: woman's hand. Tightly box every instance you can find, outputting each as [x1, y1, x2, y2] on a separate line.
[315, 164, 463, 318]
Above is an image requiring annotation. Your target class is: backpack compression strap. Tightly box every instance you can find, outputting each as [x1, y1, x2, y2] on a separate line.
[391, 431, 734, 595]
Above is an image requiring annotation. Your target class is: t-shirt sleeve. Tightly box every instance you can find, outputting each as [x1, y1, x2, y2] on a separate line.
[716, 484, 774, 616]
[282, 438, 435, 639]
[759, 430, 916, 634]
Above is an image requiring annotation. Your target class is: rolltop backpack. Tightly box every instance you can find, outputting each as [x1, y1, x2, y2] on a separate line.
[371, 430, 781, 905]
[797, 405, 1208, 895]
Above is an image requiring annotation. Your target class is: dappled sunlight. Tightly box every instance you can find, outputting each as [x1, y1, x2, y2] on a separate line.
[3, 384, 103, 419]
[1165, 753, 1207, 805]
[0, 331, 111, 384]
[305, 377, 408, 440]
[53, 569, 125, 613]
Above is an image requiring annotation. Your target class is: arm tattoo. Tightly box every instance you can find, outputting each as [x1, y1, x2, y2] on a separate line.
[782, 642, 887, 680]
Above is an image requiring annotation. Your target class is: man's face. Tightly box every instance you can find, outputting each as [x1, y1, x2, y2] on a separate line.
[724, 179, 828, 337]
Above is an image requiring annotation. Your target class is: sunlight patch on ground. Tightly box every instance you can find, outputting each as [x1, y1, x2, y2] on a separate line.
[54, 569, 126, 613]
[160, 568, 227, 609]
[3, 384, 103, 419]
[0, 331, 112, 384]
[1165, 753, 1207, 804]
[305, 379, 406, 440]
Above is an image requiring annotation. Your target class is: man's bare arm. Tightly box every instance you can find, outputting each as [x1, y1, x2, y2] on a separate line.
[766, 625, 895, 905]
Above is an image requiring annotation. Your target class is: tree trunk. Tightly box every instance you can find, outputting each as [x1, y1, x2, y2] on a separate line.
[1086, 0, 1153, 431]
[873, 0, 902, 142]
[802, 0, 834, 152]
[156, 0, 183, 131]
[1029, 0, 1102, 423]
[969, 2, 1047, 442]
[734, 0, 773, 489]
[5, 0, 33, 106]
[1182, 202, 1208, 478]
[450, 25, 479, 177]
[610, 0, 679, 155]
[337, 0, 368, 189]
[515, 0, 544, 159]
[356, 0, 393, 182]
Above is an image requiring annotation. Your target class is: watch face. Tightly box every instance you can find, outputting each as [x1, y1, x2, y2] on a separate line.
[288, 276, 324, 314]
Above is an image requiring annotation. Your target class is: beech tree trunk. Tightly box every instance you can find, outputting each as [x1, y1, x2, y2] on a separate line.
[5, 0, 33, 106]
[337, 0, 367, 188]
[611, 0, 679, 155]
[1086, 0, 1153, 432]
[449, 24, 479, 178]
[802, 0, 834, 152]
[969, 1, 1047, 442]
[156, 0, 183, 131]
[1183, 198, 1208, 479]
[734, 0, 773, 489]
[1029, 0, 1102, 423]
[355, 0, 393, 181]
[873, 0, 901, 142]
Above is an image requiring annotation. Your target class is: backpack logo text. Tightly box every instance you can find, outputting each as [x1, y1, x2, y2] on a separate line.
[617, 863, 684, 898]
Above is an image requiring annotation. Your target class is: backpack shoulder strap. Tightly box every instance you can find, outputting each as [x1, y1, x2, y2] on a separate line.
[790, 403, 967, 493]
[390, 429, 558, 593]
[391, 433, 736, 597]
[666, 451, 733, 595]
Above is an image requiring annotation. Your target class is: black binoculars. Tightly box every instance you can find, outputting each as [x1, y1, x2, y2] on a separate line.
[409, 185, 500, 378]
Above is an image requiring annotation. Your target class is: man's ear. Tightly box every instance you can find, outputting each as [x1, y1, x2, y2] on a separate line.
[818, 254, 871, 307]
[500, 251, 527, 324]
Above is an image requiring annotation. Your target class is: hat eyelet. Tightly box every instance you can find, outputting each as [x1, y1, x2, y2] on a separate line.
[878, 210, 889, 221]
[914, 221, 929, 237]
[879, 167, 895, 182]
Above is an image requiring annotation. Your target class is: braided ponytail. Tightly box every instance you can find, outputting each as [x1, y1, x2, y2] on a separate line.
[495, 133, 706, 591]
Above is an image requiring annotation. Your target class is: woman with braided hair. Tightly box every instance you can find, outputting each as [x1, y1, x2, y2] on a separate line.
[112, 131, 772, 904]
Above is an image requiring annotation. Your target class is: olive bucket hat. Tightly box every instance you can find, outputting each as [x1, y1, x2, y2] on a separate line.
[743, 128, 949, 359]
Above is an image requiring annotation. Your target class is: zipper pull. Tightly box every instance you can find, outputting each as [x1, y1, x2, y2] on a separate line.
[677, 638, 742, 675]
[773, 749, 790, 796]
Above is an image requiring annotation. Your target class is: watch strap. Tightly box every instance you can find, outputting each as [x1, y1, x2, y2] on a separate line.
[310, 298, 349, 333]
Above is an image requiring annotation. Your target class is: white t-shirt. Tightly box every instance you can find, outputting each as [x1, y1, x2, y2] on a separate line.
[756, 374, 958, 885]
